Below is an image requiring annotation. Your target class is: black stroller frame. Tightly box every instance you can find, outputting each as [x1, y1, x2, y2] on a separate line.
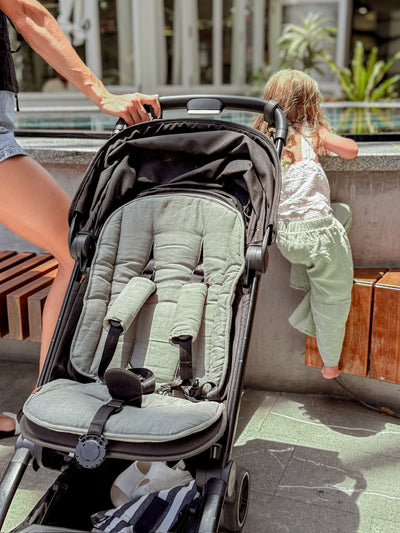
[0, 95, 287, 533]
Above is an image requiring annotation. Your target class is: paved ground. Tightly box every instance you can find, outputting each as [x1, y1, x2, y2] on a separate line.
[2, 359, 400, 532]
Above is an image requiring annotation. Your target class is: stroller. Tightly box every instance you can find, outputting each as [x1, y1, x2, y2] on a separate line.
[0, 95, 287, 533]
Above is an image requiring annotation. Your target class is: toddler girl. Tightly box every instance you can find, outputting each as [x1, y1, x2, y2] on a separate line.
[254, 70, 358, 379]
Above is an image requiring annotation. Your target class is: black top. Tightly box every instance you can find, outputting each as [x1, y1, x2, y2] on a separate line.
[0, 10, 19, 93]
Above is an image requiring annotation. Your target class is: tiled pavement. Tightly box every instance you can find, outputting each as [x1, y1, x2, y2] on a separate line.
[1, 359, 400, 532]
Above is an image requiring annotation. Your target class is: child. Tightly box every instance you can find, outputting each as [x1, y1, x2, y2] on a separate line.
[253, 70, 358, 379]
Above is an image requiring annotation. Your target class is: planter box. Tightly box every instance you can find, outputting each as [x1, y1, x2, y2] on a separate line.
[305, 268, 386, 376]
[369, 269, 400, 383]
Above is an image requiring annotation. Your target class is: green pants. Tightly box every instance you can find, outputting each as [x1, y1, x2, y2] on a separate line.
[276, 203, 353, 367]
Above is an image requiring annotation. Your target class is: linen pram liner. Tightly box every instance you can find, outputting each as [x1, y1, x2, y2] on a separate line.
[24, 193, 245, 442]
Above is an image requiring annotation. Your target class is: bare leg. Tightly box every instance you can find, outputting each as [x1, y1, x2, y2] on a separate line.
[0, 156, 74, 432]
[0, 415, 15, 432]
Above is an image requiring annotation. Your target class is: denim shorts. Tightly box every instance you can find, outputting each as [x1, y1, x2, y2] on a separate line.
[0, 90, 27, 163]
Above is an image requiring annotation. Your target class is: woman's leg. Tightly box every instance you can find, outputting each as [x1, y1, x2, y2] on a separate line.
[0, 155, 74, 432]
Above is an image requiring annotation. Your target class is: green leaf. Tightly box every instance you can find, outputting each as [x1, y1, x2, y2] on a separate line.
[351, 41, 364, 95]
[370, 74, 400, 101]
[357, 68, 367, 100]
[276, 12, 338, 77]
[365, 46, 378, 80]
[327, 37, 400, 101]
[364, 61, 385, 97]
[382, 50, 400, 74]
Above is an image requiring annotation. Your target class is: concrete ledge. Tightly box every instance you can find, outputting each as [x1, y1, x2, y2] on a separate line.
[1, 134, 400, 409]
[18, 134, 400, 171]
[17, 135, 101, 166]
[322, 142, 400, 172]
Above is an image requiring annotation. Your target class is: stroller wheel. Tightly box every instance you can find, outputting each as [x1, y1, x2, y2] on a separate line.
[220, 466, 250, 532]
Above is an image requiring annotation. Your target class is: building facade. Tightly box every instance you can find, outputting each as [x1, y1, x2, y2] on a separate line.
[14, 1, 400, 97]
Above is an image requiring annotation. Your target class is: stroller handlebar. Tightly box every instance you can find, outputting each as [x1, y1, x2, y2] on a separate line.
[113, 95, 288, 146]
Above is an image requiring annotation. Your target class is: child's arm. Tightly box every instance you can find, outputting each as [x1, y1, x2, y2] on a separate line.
[319, 127, 358, 160]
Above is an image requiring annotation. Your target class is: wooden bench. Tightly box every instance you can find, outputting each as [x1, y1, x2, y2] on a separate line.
[0, 251, 58, 342]
[305, 267, 400, 384]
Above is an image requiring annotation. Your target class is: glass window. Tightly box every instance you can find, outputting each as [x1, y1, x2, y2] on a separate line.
[352, 1, 400, 74]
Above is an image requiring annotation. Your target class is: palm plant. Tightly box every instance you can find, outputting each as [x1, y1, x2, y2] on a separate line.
[325, 40, 400, 101]
[277, 13, 337, 76]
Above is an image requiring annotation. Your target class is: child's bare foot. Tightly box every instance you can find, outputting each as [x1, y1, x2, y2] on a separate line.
[321, 365, 340, 379]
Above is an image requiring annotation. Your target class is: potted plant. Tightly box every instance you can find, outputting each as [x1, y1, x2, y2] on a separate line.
[249, 13, 337, 96]
[277, 12, 337, 76]
[324, 40, 400, 133]
[325, 40, 400, 102]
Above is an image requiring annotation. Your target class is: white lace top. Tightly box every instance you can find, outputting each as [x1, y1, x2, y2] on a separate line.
[277, 131, 332, 222]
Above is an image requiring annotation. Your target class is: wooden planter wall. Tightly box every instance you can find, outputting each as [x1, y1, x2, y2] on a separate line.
[305, 267, 400, 384]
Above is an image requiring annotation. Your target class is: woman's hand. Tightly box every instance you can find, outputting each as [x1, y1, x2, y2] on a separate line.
[98, 92, 161, 125]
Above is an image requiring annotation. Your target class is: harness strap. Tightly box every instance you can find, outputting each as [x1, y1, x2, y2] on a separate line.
[87, 398, 124, 437]
[171, 335, 193, 381]
[75, 398, 124, 469]
[104, 276, 156, 333]
[98, 321, 123, 381]
[75, 368, 156, 469]
[141, 255, 155, 280]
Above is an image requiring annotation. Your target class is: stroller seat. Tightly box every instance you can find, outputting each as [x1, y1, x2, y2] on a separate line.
[1, 96, 287, 533]
[23, 193, 245, 453]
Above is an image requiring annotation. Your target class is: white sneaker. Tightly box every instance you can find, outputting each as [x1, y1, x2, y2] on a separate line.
[111, 460, 193, 506]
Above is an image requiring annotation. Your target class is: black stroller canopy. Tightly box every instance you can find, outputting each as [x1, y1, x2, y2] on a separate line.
[69, 118, 281, 247]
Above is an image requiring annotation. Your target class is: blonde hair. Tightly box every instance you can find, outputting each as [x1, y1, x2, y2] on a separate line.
[253, 69, 331, 164]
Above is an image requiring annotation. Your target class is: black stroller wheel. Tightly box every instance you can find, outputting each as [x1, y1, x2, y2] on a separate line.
[220, 466, 250, 532]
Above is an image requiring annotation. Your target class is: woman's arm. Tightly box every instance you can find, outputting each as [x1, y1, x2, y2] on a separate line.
[319, 126, 358, 160]
[0, 0, 160, 124]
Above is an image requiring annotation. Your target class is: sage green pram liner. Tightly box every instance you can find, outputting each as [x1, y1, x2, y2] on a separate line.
[24, 193, 245, 442]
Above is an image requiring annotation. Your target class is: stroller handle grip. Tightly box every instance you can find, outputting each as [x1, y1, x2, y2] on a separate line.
[113, 95, 288, 144]
[160, 95, 287, 136]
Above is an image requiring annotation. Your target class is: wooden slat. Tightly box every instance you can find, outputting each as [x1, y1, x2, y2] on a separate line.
[0, 253, 50, 284]
[305, 268, 386, 376]
[0, 257, 58, 336]
[369, 269, 400, 383]
[27, 285, 52, 343]
[7, 269, 58, 340]
[0, 252, 36, 274]
[0, 251, 17, 265]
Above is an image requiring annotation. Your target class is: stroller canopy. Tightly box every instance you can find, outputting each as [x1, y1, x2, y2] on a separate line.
[69, 119, 281, 248]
